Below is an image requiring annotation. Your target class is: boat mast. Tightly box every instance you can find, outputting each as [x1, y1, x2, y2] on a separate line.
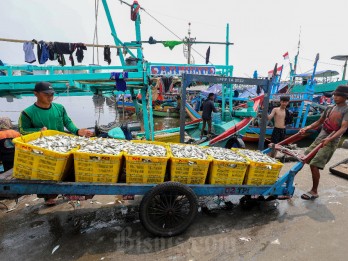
[290, 28, 301, 83]
[331, 55, 348, 81]
[184, 22, 195, 64]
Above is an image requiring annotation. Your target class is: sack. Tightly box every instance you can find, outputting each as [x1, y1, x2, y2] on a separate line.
[285, 109, 293, 125]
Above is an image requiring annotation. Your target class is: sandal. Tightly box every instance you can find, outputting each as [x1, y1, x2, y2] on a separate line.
[301, 191, 319, 200]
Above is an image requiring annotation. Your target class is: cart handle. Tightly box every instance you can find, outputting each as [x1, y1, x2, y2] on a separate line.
[275, 132, 308, 146]
[274, 131, 336, 164]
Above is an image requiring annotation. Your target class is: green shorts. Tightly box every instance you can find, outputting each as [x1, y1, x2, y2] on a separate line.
[304, 135, 339, 170]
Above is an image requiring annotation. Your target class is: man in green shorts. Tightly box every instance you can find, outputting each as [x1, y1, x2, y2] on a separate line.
[299, 85, 348, 200]
[18, 82, 93, 205]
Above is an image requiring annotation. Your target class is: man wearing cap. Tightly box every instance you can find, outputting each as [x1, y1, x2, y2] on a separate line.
[299, 85, 348, 200]
[18, 82, 93, 137]
[18, 82, 93, 205]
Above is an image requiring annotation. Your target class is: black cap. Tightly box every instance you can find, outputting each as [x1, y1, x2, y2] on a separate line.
[34, 82, 55, 94]
[333, 85, 348, 97]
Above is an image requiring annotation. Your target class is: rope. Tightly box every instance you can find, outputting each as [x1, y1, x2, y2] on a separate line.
[299, 56, 342, 67]
[0, 38, 137, 49]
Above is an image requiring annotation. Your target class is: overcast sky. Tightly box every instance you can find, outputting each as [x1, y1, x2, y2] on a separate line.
[1, 0, 347, 80]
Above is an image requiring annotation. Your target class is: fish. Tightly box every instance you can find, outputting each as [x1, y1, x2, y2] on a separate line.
[125, 143, 167, 157]
[236, 149, 278, 163]
[28, 135, 129, 155]
[28, 135, 89, 153]
[205, 147, 247, 162]
[170, 144, 208, 159]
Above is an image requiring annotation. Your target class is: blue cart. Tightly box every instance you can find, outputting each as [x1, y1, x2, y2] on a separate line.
[0, 133, 322, 237]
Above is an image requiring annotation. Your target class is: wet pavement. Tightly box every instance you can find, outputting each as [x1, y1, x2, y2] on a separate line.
[1, 148, 348, 261]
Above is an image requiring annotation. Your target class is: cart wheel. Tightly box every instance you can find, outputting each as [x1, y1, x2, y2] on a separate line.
[139, 182, 199, 237]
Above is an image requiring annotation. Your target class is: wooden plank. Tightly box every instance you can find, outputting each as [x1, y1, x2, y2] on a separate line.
[330, 159, 348, 179]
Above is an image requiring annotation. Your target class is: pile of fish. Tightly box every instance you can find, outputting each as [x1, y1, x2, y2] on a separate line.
[78, 138, 128, 155]
[205, 147, 247, 162]
[28, 135, 88, 153]
[236, 149, 278, 163]
[125, 143, 167, 157]
[170, 144, 208, 159]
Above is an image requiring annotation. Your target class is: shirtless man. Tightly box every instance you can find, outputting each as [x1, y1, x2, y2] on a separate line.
[267, 96, 290, 144]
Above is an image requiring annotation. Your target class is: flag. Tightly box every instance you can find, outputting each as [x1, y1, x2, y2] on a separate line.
[268, 65, 283, 77]
[205, 46, 210, 64]
[283, 52, 289, 60]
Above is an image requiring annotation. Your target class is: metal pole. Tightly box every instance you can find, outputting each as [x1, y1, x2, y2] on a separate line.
[122, 94, 125, 120]
[133, 1, 143, 62]
[343, 59, 347, 81]
[180, 74, 189, 143]
[187, 23, 192, 64]
[258, 64, 277, 150]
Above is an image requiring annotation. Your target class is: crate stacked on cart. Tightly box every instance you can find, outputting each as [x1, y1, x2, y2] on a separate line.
[168, 144, 212, 184]
[205, 147, 250, 185]
[236, 149, 283, 185]
[12, 130, 77, 181]
[124, 140, 170, 184]
[73, 138, 128, 183]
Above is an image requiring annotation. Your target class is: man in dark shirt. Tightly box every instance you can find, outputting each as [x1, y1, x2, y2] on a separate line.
[200, 93, 218, 139]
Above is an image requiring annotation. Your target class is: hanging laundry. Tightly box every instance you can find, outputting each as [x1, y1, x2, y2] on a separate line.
[48, 42, 56, 61]
[130, 1, 140, 21]
[0, 60, 5, 76]
[162, 41, 183, 50]
[104, 45, 111, 65]
[160, 76, 173, 93]
[54, 42, 76, 66]
[37, 41, 49, 64]
[23, 42, 36, 63]
[148, 36, 157, 44]
[122, 46, 128, 55]
[110, 72, 129, 91]
[75, 43, 87, 63]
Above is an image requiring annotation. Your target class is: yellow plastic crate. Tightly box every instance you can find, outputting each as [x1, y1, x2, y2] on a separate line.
[169, 144, 212, 184]
[12, 130, 75, 181]
[74, 151, 123, 183]
[235, 149, 283, 185]
[208, 157, 249, 185]
[124, 140, 169, 184]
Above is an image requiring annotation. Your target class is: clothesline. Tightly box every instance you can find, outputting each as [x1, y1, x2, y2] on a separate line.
[0, 37, 138, 49]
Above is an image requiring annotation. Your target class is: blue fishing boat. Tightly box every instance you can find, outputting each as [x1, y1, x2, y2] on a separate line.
[243, 53, 324, 142]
